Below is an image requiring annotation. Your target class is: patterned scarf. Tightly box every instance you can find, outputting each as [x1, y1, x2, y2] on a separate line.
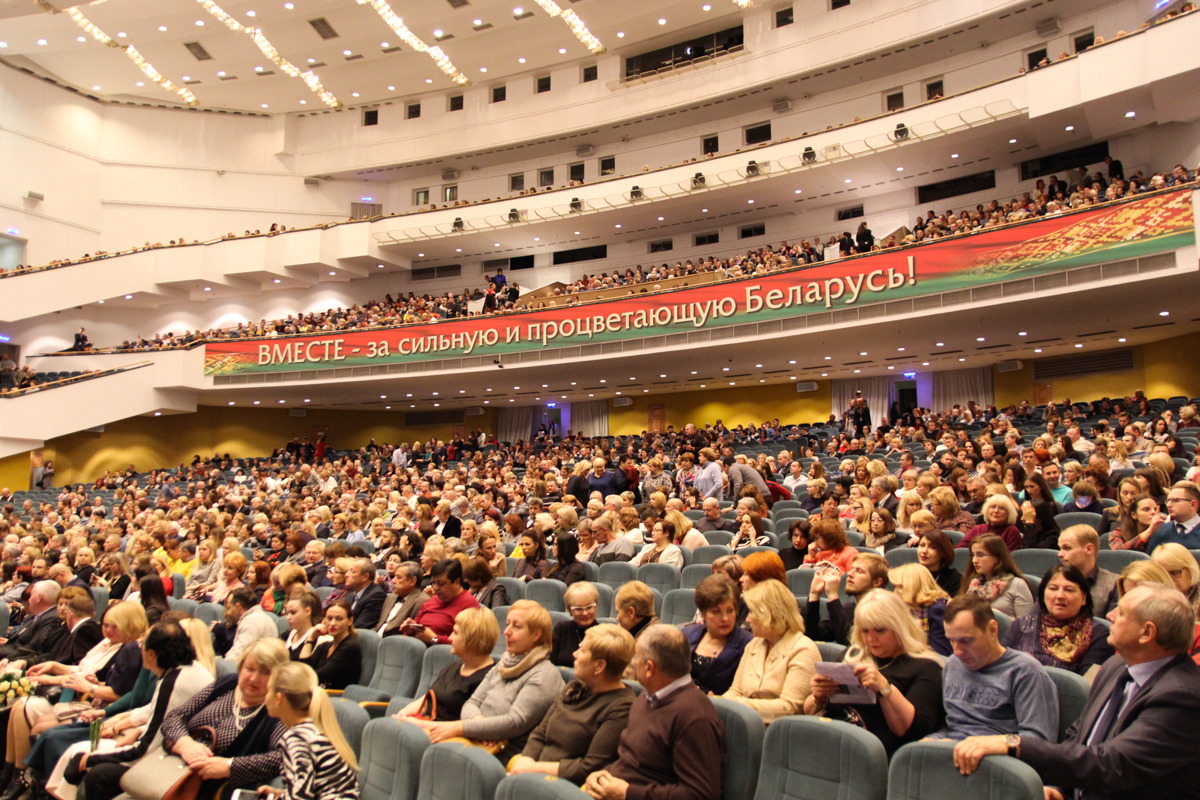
[1039, 613, 1092, 665]
[967, 571, 1012, 601]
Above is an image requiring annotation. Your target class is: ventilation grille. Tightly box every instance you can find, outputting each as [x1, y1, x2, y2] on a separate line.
[1033, 348, 1134, 380]
[184, 42, 213, 61]
[308, 18, 340, 39]
[447, 0, 469, 7]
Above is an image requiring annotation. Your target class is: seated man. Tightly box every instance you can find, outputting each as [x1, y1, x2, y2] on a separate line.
[953, 584, 1200, 799]
[804, 552, 889, 645]
[1057, 524, 1119, 615]
[400, 558, 480, 645]
[221, 587, 279, 663]
[693, 498, 737, 535]
[591, 517, 635, 565]
[584, 625, 723, 800]
[929, 594, 1058, 742]
[377, 562, 427, 636]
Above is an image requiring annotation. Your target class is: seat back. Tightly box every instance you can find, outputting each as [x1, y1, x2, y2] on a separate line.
[1096, 550, 1149, 572]
[755, 715, 887, 800]
[993, 610, 1013, 640]
[495, 577, 527, 603]
[660, 588, 698, 625]
[330, 698, 370, 756]
[357, 629, 382, 686]
[171, 574, 187, 599]
[1053, 512, 1103, 532]
[816, 642, 847, 663]
[593, 582, 615, 617]
[272, 613, 291, 638]
[1045, 666, 1090, 742]
[416, 741, 508, 800]
[359, 718, 430, 800]
[704, 531, 734, 547]
[417, 644, 459, 697]
[526, 579, 569, 612]
[91, 587, 110, 619]
[887, 741, 1042, 800]
[682, 563, 713, 589]
[369, 634, 425, 697]
[786, 568, 815, 598]
[885, 549, 921, 567]
[579, 561, 600, 583]
[691, 545, 733, 565]
[495, 774, 589, 800]
[711, 698, 765, 800]
[171, 598, 199, 616]
[195, 602, 225, 626]
[215, 658, 238, 677]
[597, 561, 638, 591]
[637, 563, 682, 595]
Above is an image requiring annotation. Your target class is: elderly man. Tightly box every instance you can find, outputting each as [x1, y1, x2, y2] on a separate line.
[591, 516, 635, 565]
[584, 625, 723, 800]
[0, 581, 64, 663]
[953, 585, 1200, 800]
[344, 558, 387, 629]
[377, 561, 427, 636]
[693, 497, 737, 534]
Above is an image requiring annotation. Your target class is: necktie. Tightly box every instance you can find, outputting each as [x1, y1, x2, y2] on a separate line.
[1177, 522, 1187, 540]
[1087, 668, 1134, 745]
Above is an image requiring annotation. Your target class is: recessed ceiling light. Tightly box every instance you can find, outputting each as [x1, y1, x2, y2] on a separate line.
[125, 294, 132, 299]
[615, 224, 621, 228]
[387, 85, 396, 90]
[958, 358, 966, 362]
[154, 412, 162, 416]
[255, 65, 264, 72]
[1125, 111, 1136, 118]
[558, 47, 567, 54]
[824, 356, 831, 360]
[327, 270, 335, 275]
[853, 370, 861, 374]
[284, 2, 294, 8]
[77, 36, 86, 42]
[821, 374, 827, 377]
[976, 337, 985, 342]
[433, 28, 444, 37]
[518, 57, 526, 63]
[380, 395, 387, 399]
[202, 286, 211, 292]
[343, 49, 352, 56]
[922, 362, 930, 366]
[896, 167, 904, 172]
[1160, 311, 1170, 316]
[574, 232, 580, 235]
[432, 391, 439, 396]
[1008, 138, 1017, 144]
[935, 342, 944, 347]
[195, 20, 204, 26]
[657, 216, 664, 221]
[158, 26, 168, 31]
[888, 366, 895, 370]
[794, 189, 802, 194]
[951, 153, 959, 158]
[261, 104, 269, 108]
[0, 42, 7, 48]
[658, 18, 667, 24]
[703, 3, 712, 8]
[1074, 343, 1083, 348]
[1118, 338, 1127, 343]
[417, 253, 424, 257]
[246, 10, 256, 17]
[534, 237, 539, 241]
[617, 31, 624, 37]
[136, 81, 145, 86]
[182, 75, 191, 81]
[228, 401, 235, 406]
[299, 100, 306, 104]
[455, 248, 462, 252]
[701, 209, 708, 213]
[513, 6, 524, 13]
[304, 399, 310, 403]
[1065, 125, 1074, 131]
[92, 85, 101, 90]
[897, 347, 905, 352]
[859, 351, 868, 356]
[747, 199, 754, 204]
[308, 58, 316, 64]
[217, 70, 226, 76]
[1034, 348, 1043, 353]
[844, 178, 852, 183]
[473, 19, 483, 25]
[273, 279, 281, 284]
[1018, 331, 1027, 336]
[37, 38, 47, 45]
[480, 67, 488, 72]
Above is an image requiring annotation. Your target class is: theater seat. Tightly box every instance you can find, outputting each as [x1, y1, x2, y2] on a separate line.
[888, 741, 1042, 800]
[330, 698, 369, 756]
[754, 715, 886, 800]
[1045, 666, 1090, 742]
[495, 774, 588, 800]
[359, 718, 430, 800]
[343, 634, 422, 702]
[712, 698, 765, 800]
[417, 740, 507, 800]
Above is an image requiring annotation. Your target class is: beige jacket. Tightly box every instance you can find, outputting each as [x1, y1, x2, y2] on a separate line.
[721, 629, 819, 723]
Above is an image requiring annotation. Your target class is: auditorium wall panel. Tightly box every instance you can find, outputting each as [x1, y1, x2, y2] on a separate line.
[606, 382, 833, 437]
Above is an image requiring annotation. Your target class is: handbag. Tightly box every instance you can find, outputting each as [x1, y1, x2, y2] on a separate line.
[406, 691, 437, 721]
[119, 747, 202, 800]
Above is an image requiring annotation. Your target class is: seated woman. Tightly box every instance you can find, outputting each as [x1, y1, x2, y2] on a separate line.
[928, 487, 976, 536]
[864, 508, 903, 553]
[634, 519, 686, 568]
[664, 510, 707, 552]
[1151, 542, 1200, 619]
[207, 552, 247, 605]
[614, 581, 660, 680]
[477, 530, 508, 578]
[137, 575, 171, 626]
[1018, 473, 1060, 549]
[1109, 493, 1165, 551]
[1099, 478, 1141, 536]
[184, 539, 220, 601]
[546, 536, 586, 585]
[738, 550, 787, 593]
[804, 589, 945, 757]
[800, 478, 830, 514]
[408, 600, 563, 761]
[297, 600, 362, 691]
[283, 591, 323, 660]
[262, 563, 309, 616]
[321, 558, 354, 609]
[682, 575, 753, 695]
[257, 662, 359, 800]
[802, 518, 860, 574]
[48, 620, 214, 800]
[960, 495, 1023, 552]
[512, 531, 550, 583]
[3, 602, 148, 798]
[1001, 563, 1114, 681]
[463, 556, 509, 609]
[719, 579, 820, 723]
[915, 529, 962, 596]
[895, 493, 925, 539]
[508, 624, 637, 785]
[550, 582, 600, 668]
[888, 563, 951, 656]
[394, 608, 497, 722]
[959, 533, 1034, 618]
[778, 519, 812, 571]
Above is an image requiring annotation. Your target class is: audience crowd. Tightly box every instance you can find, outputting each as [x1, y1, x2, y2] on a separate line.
[1, 388, 1200, 799]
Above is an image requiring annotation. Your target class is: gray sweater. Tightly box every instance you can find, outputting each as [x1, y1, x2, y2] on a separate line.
[934, 647, 1059, 742]
[461, 656, 564, 744]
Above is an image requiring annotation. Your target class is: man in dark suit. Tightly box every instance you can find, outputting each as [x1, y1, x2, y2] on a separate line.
[953, 584, 1200, 800]
[344, 558, 387, 630]
[435, 501, 462, 538]
[377, 562, 427, 637]
[0, 581, 65, 664]
[44, 594, 102, 665]
[869, 476, 899, 517]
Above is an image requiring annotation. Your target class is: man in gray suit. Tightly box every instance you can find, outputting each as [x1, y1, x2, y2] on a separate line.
[377, 562, 427, 637]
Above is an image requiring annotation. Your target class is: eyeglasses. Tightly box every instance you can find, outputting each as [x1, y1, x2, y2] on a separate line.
[1166, 497, 1192, 504]
[569, 604, 598, 613]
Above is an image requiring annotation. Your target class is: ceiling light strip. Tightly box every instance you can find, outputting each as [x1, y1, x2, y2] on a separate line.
[61, 6, 198, 105]
[195, 0, 341, 107]
[530, 0, 604, 54]
[354, 0, 470, 85]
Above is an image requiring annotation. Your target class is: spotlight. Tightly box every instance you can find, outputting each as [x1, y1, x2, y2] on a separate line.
[630, 185, 643, 200]
[745, 160, 759, 177]
[893, 122, 909, 141]
[802, 146, 816, 164]
[691, 172, 706, 189]
[452, 217, 464, 231]
[569, 197, 582, 212]
[508, 208, 521, 222]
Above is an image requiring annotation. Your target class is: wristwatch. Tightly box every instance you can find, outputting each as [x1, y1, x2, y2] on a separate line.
[1005, 734, 1020, 758]
[430, 634, 439, 645]
[878, 682, 893, 698]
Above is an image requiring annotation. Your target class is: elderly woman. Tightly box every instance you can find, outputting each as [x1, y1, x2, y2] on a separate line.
[865, 508, 902, 552]
[804, 589, 945, 756]
[615, 581, 660, 680]
[928, 487, 976, 535]
[463, 556, 509, 609]
[915, 529, 962, 595]
[394, 608, 497, 722]
[509, 624, 637, 785]
[778, 519, 812, 571]
[550, 582, 600, 668]
[409, 600, 563, 761]
[889, 563, 952, 656]
[1002, 564, 1115, 681]
[297, 600, 362, 691]
[682, 575, 753, 695]
[1151, 542, 1200, 619]
[960, 533, 1034, 618]
[960, 495, 1023, 552]
[208, 551, 247, 605]
[719, 579, 820, 723]
[802, 518, 860, 573]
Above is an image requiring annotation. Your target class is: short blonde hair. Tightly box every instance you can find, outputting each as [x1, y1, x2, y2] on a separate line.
[104, 601, 148, 641]
[454, 606, 501, 657]
[615, 580, 656, 619]
[239, 638, 289, 673]
[888, 563, 950, 608]
[982, 494, 1018, 525]
[582, 623, 636, 679]
[744, 579, 805, 639]
[1118, 560, 1174, 596]
[564, 581, 599, 607]
[508, 599, 553, 647]
[1152, 542, 1200, 589]
[928, 487, 962, 517]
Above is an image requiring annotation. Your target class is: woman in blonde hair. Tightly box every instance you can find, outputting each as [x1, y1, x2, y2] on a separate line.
[804, 589, 944, 757]
[888, 563, 951, 656]
[1151, 542, 1200, 619]
[258, 662, 358, 800]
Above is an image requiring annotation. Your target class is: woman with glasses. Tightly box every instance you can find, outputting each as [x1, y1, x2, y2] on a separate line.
[550, 582, 601, 667]
[1151, 542, 1200, 618]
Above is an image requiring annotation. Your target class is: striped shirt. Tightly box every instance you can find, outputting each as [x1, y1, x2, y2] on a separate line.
[280, 721, 359, 800]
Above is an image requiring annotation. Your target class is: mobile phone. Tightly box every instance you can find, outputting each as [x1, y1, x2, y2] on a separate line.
[231, 790, 261, 800]
[407, 622, 426, 631]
